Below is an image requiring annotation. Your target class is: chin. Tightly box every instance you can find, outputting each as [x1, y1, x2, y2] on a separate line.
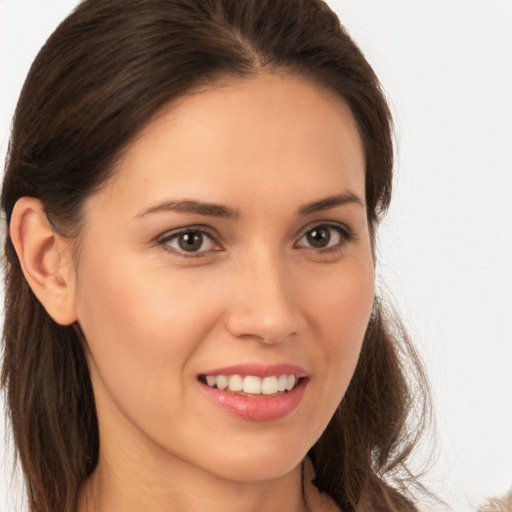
[197, 434, 311, 482]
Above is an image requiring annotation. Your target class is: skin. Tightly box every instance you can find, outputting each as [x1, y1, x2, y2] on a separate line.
[14, 73, 375, 512]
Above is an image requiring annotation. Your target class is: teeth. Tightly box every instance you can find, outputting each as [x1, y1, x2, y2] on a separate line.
[261, 376, 278, 395]
[203, 374, 300, 395]
[243, 376, 261, 394]
[216, 375, 228, 390]
[277, 374, 287, 392]
[228, 375, 243, 392]
[286, 375, 296, 391]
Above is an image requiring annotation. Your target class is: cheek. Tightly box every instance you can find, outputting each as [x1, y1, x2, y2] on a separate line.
[73, 253, 223, 406]
[306, 257, 374, 345]
[302, 258, 374, 412]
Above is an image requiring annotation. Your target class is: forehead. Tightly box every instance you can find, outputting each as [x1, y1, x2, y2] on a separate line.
[94, 73, 366, 215]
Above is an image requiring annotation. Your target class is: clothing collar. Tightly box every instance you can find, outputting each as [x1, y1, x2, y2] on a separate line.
[303, 457, 341, 512]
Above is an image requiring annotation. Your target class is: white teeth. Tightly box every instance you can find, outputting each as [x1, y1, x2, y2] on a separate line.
[277, 374, 287, 392]
[203, 374, 299, 395]
[243, 376, 262, 394]
[286, 375, 296, 391]
[228, 375, 243, 392]
[261, 376, 278, 395]
[216, 375, 228, 390]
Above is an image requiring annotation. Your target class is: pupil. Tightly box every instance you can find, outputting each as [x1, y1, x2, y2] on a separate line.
[307, 227, 330, 248]
[178, 232, 203, 252]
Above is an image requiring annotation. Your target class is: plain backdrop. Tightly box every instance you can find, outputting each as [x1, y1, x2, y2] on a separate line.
[1, 1, 511, 511]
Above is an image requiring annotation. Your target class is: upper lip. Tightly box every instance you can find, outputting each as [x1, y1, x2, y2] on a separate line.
[201, 363, 309, 378]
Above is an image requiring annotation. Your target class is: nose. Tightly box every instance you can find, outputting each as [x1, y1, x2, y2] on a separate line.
[223, 250, 301, 345]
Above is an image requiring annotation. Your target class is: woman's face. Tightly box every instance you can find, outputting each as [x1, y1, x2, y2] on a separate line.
[71, 73, 374, 482]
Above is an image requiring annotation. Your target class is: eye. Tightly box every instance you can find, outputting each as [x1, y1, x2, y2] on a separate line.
[158, 228, 220, 255]
[295, 224, 352, 251]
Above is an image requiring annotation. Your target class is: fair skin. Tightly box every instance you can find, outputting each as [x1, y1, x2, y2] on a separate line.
[11, 73, 374, 512]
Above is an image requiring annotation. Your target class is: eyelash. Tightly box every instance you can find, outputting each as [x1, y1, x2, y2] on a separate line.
[294, 223, 354, 253]
[156, 223, 353, 258]
[156, 226, 222, 258]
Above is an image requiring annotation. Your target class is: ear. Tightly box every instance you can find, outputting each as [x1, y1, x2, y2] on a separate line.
[10, 197, 78, 326]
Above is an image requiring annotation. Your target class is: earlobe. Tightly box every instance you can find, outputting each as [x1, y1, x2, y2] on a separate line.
[10, 197, 78, 326]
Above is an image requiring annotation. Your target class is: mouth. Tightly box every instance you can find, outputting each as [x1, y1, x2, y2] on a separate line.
[197, 364, 309, 420]
[198, 373, 302, 396]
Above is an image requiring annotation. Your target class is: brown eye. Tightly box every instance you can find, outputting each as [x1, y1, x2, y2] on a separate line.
[306, 227, 331, 248]
[178, 231, 204, 252]
[160, 228, 218, 254]
[296, 224, 351, 251]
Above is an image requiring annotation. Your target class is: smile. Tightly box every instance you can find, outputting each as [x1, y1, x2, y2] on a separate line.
[198, 374, 300, 395]
[198, 364, 309, 420]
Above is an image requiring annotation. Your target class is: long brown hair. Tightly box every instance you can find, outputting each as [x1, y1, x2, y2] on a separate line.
[1, 1, 431, 511]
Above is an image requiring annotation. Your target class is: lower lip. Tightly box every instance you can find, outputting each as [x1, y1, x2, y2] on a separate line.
[199, 378, 308, 421]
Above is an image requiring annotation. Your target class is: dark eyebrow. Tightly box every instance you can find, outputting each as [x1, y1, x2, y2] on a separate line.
[298, 192, 364, 216]
[135, 200, 239, 219]
[135, 193, 362, 220]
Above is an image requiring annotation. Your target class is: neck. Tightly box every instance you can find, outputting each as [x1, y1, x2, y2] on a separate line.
[78, 446, 309, 512]
[79, 378, 311, 512]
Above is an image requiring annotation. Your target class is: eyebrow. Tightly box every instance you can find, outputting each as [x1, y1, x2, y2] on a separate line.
[298, 192, 364, 215]
[135, 192, 364, 220]
[135, 200, 239, 219]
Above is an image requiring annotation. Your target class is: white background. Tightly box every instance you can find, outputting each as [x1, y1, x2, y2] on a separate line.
[1, 1, 511, 511]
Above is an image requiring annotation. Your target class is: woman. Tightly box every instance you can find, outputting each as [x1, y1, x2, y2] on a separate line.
[1, 1, 431, 511]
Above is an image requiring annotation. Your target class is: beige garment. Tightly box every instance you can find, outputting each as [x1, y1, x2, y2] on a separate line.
[303, 458, 341, 512]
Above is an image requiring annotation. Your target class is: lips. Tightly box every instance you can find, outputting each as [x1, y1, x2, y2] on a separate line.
[198, 363, 309, 421]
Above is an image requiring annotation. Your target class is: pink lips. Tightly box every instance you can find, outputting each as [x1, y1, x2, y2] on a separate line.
[203, 363, 309, 379]
[198, 363, 309, 421]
